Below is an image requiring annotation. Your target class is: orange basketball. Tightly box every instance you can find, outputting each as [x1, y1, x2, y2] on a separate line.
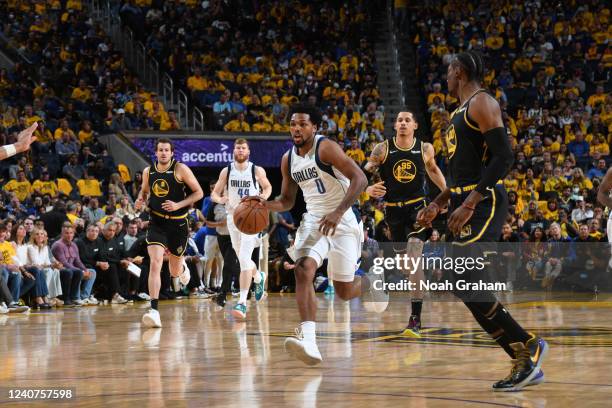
[233, 196, 269, 235]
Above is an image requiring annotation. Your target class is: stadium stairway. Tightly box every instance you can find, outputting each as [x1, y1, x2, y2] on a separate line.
[374, 4, 428, 140]
[373, 11, 405, 138]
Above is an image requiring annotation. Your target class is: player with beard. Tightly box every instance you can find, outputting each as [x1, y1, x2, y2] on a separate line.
[211, 138, 272, 320]
[261, 104, 386, 366]
[417, 51, 547, 391]
[136, 138, 203, 328]
[364, 110, 446, 337]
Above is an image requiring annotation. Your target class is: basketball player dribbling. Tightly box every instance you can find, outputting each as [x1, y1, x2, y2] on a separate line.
[262, 104, 386, 366]
[364, 110, 446, 337]
[417, 51, 547, 391]
[136, 138, 203, 328]
[596, 167, 612, 270]
[211, 138, 272, 320]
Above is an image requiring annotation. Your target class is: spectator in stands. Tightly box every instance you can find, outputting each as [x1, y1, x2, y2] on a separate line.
[76, 171, 103, 198]
[32, 172, 59, 198]
[213, 93, 232, 128]
[11, 223, 49, 309]
[224, 112, 250, 132]
[62, 154, 85, 187]
[587, 158, 608, 180]
[111, 109, 132, 132]
[96, 221, 128, 304]
[108, 173, 130, 201]
[39, 200, 68, 239]
[116, 195, 136, 219]
[83, 197, 104, 225]
[50, 223, 85, 307]
[74, 224, 100, 306]
[55, 130, 80, 161]
[4, 170, 31, 203]
[160, 110, 181, 131]
[130, 171, 143, 201]
[28, 227, 63, 307]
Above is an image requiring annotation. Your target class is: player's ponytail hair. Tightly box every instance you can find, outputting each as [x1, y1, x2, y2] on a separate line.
[452, 51, 485, 83]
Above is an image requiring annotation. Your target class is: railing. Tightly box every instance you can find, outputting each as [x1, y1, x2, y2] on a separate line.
[193, 107, 204, 131]
[178, 90, 189, 129]
[162, 73, 174, 107]
[387, 0, 406, 107]
[87, 0, 193, 129]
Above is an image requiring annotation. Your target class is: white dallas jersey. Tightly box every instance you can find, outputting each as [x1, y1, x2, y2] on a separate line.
[289, 135, 350, 218]
[226, 161, 260, 214]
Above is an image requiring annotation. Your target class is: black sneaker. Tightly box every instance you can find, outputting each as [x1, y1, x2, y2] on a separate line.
[401, 315, 422, 337]
[492, 336, 548, 392]
[215, 292, 226, 308]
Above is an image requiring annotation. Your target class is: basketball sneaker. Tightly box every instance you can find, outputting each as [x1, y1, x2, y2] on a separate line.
[142, 308, 162, 328]
[492, 335, 548, 391]
[401, 315, 422, 337]
[361, 268, 389, 313]
[254, 271, 266, 301]
[215, 292, 226, 308]
[231, 303, 247, 320]
[526, 369, 544, 386]
[284, 327, 323, 366]
[179, 261, 191, 286]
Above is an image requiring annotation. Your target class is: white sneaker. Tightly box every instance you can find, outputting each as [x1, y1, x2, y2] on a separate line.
[80, 298, 90, 306]
[142, 308, 162, 328]
[362, 268, 389, 313]
[284, 328, 323, 366]
[0, 302, 8, 314]
[111, 294, 128, 304]
[179, 261, 191, 286]
[137, 292, 151, 301]
[88, 296, 99, 305]
[74, 299, 85, 306]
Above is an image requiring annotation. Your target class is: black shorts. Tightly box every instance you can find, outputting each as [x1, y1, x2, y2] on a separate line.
[448, 184, 508, 245]
[385, 198, 429, 250]
[146, 215, 189, 257]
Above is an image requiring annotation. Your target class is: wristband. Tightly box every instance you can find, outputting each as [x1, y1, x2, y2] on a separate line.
[4, 144, 16, 158]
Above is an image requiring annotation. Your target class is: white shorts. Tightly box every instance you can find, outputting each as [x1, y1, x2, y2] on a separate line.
[608, 218, 612, 244]
[204, 235, 220, 260]
[288, 210, 363, 283]
[227, 214, 258, 272]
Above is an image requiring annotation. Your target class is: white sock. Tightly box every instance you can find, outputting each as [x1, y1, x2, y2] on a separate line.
[239, 289, 249, 304]
[300, 321, 316, 343]
[253, 270, 262, 284]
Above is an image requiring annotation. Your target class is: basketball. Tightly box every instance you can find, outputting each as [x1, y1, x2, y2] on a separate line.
[233, 196, 269, 235]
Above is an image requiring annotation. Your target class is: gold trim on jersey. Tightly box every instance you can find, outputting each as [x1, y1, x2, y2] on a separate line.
[464, 109, 480, 131]
[446, 124, 457, 159]
[150, 210, 188, 220]
[450, 180, 503, 194]
[384, 196, 425, 207]
[154, 158, 174, 173]
[145, 240, 167, 248]
[453, 186, 496, 246]
[393, 136, 417, 152]
[173, 162, 184, 184]
[420, 141, 426, 164]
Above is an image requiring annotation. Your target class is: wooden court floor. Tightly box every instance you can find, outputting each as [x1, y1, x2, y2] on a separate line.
[1, 292, 612, 407]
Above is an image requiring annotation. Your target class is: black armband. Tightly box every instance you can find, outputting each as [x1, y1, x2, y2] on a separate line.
[475, 127, 514, 195]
